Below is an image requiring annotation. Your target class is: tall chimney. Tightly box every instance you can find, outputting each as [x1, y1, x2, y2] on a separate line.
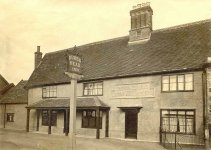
[128, 2, 153, 45]
[34, 46, 42, 69]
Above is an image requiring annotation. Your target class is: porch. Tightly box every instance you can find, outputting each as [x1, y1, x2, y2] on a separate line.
[26, 97, 110, 139]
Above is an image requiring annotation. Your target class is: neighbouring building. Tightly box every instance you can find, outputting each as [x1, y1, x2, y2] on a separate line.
[0, 80, 28, 130]
[0, 74, 14, 98]
[22, 2, 211, 146]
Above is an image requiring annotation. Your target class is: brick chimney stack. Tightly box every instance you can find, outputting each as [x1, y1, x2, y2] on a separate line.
[34, 46, 42, 69]
[128, 2, 153, 45]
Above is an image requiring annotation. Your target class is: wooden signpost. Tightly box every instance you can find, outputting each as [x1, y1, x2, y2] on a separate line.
[65, 49, 83, 150]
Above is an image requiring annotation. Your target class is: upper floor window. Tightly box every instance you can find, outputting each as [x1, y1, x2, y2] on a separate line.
[83, 82, 103, 96]
[162, 74, 193, 92]
[42, 86, 57, 98]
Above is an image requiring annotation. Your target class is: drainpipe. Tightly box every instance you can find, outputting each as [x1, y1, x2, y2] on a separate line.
[203, 68, 209, 148]
[3, 104, 6, 128]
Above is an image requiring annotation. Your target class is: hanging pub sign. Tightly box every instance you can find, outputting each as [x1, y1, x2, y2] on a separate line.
[67, 50, 82, 75]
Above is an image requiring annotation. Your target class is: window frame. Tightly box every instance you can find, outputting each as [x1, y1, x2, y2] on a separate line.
[81, 110, 102, 129]
[83, 82, 103, 96]
[42, 86, 57, 98]
[41, 110, 57, 126]
[160, 109, 196, 135]
[161, 73, 194, 92]
[6, 113, 14, 122]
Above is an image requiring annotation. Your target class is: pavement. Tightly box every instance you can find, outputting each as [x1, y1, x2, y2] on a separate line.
[0, 129, 206, 150]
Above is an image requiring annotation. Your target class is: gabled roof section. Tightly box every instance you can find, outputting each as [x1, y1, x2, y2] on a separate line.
[0, 80, 28, 104]
[26, 19, 211, 88]
[0, 74, 9, 85]
[0, 83, 15, 96]
[0, 74, 9, 91]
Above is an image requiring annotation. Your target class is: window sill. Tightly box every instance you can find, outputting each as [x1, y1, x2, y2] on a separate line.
[161, 131, 195, 135]
[81, 127, 102, 129]
[42, 97, 57, 99]
[83, 94, 103, 97]
[161, 90, 194, 93]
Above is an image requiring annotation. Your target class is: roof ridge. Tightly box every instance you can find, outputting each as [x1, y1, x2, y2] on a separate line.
[42, 19, 211, 56]
[153, 18, 211, 33]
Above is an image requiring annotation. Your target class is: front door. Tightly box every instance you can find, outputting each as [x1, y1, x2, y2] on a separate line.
[125, 110, 138, 139]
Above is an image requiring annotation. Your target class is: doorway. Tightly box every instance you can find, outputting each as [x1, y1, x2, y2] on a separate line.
[125, 110, 138, 139]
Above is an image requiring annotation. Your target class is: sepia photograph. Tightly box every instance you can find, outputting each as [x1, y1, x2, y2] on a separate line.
[0, 0, 211, 149]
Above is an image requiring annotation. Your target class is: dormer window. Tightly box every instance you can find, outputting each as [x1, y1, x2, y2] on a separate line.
[42, 86, 57, 98]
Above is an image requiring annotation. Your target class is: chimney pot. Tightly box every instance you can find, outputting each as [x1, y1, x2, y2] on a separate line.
[37, 46, 40, 52]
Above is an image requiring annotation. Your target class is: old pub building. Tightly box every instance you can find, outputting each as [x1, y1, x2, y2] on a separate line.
[1, 2, 211, 147]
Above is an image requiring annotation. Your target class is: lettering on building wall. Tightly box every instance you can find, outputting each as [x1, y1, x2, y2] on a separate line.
[111, 82, 155, 99]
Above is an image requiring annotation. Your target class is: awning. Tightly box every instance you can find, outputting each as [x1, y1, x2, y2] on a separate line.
[26, 97, 110, 110]
[117, 106, 142, 112]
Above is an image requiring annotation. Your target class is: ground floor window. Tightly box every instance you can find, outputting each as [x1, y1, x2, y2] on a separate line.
[161, 109, 195, 134]
[7, 113, 14, 122]
[42, 110, 57, 126]
[82, 110, 102, 129]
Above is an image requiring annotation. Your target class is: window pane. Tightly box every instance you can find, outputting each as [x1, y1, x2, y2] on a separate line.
[178, 83, 184, 91]
[42, 110, 49, 126]
[186, 111, 194, 115]
[89, 118, 96, 128]
[170, 76, 177, 91]
[162, 117, 169, 132]
[98, 89, 103, 95]
[170, 76, 176, 82]
[170, 117, 177, 132]
[186, 118, 193, 133]
[185, 82, 193, 90]
[185, 74, 193, 82]
[92, 111, 95, 117]
[163, 84, 169, 91]
[170, 83, 176, 91]
[178, 75, 184, 82]
[162, 76, 169, 84]
[82, 118, 89, 127]
[83, 111, 86, 117]
[97, 83, 103, 88]
[178, 117, 185, 133]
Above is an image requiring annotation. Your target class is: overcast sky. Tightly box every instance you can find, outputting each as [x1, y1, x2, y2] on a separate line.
[0, 0, 211, 84]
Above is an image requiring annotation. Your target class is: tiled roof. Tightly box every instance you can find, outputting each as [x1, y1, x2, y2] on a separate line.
[0, 74, 14, 97]
[0, 74, 9, 86]
[26, 19, 211, 88]
[0, 80, 28, 104]
[0, 83, 15, 96]
[26, 97, 109, 109]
